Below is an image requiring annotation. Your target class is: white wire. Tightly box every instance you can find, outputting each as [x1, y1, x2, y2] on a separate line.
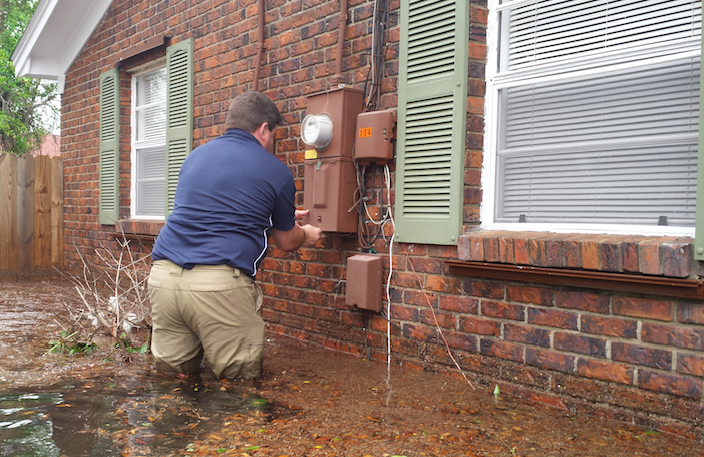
[384, 162, 395, 380]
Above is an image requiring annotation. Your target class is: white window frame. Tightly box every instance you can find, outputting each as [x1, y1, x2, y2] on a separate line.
[130, 61, 167, 220]
[482, 0, 700, 237]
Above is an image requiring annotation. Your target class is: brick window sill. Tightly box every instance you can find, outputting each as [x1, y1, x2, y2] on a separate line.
[113, 219, 163, 245]
[457, 231, 695, 279]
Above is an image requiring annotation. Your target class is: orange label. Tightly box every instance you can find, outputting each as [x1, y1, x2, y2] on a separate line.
[359, 127, 372, 138]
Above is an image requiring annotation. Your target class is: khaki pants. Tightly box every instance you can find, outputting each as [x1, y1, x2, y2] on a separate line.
[147, 260, 264, 379]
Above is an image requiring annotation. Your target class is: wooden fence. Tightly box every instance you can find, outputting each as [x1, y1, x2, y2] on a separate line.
[0, 153, 63, 272]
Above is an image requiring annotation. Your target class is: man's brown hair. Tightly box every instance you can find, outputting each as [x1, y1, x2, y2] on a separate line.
[224, 91, 282, 132]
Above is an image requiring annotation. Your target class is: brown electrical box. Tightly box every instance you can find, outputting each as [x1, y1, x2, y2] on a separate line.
[304, 86, 365, 159]
[345, 254, 384, 312]
[301, 157, 358, 232]
[354, 110, 396, 164]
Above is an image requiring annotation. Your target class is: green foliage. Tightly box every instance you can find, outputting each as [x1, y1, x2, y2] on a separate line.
[114, 333, 149, 354]
[0, 0, 58, 155]
[45, 331, 98, 355]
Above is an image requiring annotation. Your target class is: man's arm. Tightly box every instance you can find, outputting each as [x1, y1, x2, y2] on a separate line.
[271, 210, 322, 252]
[271, 222, 321, 252]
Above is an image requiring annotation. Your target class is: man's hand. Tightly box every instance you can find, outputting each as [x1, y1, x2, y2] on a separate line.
[300, 223, 322, 247]
[271, 209, 322, 251]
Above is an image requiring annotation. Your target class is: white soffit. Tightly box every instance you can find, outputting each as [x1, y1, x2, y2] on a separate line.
[11, 0, 114, 93]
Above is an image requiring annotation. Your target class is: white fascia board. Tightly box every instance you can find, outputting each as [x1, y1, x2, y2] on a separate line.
[12, 0, 114, 93]
[11, 0, 59, 77]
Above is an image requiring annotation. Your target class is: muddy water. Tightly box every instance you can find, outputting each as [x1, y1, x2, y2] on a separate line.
[0, 375, 271, 456]
[1, 278, 704, 456]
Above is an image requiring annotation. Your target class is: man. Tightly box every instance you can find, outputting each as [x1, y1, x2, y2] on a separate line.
[148, 91, 322, 379]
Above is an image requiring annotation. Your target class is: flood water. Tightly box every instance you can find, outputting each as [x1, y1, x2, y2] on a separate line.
[0, 374, 271, 456]
[1, 278, 704, 456]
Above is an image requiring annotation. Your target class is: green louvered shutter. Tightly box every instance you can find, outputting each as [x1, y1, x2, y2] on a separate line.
[99, 68, 120, 225]
[165, 38, 194, 216]
[395, 0, 469, 245]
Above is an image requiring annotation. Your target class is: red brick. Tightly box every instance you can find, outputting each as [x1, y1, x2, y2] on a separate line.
[506, 284, 554, 306]
[481, 300, 525, 321]
[404, 323, 437, 342]
[504, 324, 550, 347]
[469, 235, 485, 261]
[479, 338, 523, 362]
[580, 240, 600, 270]
[599, 241, 620, 272]
[678, 303, 704, 325]
[525, 348, 575, 373]
[527, 308, 577, 330]
[639, 239, 662, 275]
[662, 241, 692, 278]
[554, 332, 606, 357]
[419, 309, 456, 329]
[642, 322, 704, 351]
[498, 236, 515, 264]
[576, 358, 634, 385]
[407, 256, 444, 274]
[611, 342, 672, 370]
[514, 237, 529, 265]
[581, 315, 637, 338]
[484, 234, 500, 262]
[638, 370, 703, 399]
[405, 289, 437, 307]
[545, 237, 563, 268]
[458, 316, 500, 336]
[466, 280, 505, 299]
[556, 290, 609, 313]
[444, 331, 478, 352]
[612, 296, 674, 322]
[677, 353, 704, 377]
[528, 238, 547, 267]
[457, 235, 471, 261]
[425, 274, 463, 294]
[620, 240, 640, 273]
[389, 304, 418, 322]
[563, 239, 581, 268]
[438, 295, 479, 314]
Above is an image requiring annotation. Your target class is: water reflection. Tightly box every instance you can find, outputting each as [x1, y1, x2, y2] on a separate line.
[0, 375, 269, 456]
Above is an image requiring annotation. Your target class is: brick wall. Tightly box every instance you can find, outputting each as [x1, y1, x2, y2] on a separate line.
[58, 0, 704, 440]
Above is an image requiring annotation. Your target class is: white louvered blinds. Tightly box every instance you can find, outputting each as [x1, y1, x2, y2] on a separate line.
[132, 67, 167, 218]
[492, 0, 702, 227]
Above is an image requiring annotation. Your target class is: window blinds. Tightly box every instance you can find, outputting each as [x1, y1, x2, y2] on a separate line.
[495, 0, 702, 227]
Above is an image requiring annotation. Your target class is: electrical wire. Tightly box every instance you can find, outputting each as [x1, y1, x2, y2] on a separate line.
[364, 0, 390, 111]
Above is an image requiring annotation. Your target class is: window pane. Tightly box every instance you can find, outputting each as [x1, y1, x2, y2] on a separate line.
[135, 68, 167, 142]
[503, 0, 701, 71]
[492, 0, 702, 229]
[135, 146, 165, 216]
[501, 58, 700, 150]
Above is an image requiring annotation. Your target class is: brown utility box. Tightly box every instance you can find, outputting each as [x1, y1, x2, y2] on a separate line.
[301, 157, 358, 233]
[345, 254, 384, 312]
[354, 110, 396, 164]
[304, 86, 365, 159]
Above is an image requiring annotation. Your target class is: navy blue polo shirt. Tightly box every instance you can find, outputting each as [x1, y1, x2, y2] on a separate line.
[151, 129, 296, 278]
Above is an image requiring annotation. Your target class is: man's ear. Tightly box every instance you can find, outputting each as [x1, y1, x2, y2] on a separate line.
[252, 122, 268, 144]
[256, 122, 269, 136]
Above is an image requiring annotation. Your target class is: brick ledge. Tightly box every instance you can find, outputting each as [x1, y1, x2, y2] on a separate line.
[458, 231, 695, 279]
[445, 260, 704, 300]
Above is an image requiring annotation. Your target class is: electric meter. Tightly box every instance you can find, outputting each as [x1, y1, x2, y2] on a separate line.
[301, 114, 333, 150]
